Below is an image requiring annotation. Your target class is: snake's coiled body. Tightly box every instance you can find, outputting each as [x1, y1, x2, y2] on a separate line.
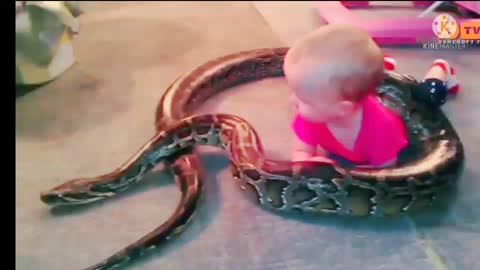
[40, 48, 464, 270]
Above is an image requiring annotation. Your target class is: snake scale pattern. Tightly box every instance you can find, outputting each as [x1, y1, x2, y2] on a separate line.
[40, 48, 464, 270]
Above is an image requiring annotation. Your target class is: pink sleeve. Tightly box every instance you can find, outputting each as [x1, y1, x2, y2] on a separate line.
[369, 116, 409, 166]
[291, 115, 318, 146]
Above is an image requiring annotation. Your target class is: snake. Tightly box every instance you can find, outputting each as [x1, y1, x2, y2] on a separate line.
[40, 47, 465, 270]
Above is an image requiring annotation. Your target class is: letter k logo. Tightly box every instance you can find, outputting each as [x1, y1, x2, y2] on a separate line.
[440, 20, 450, 34]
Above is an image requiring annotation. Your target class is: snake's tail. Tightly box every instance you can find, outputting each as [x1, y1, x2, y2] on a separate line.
[84, 151, 204, 270]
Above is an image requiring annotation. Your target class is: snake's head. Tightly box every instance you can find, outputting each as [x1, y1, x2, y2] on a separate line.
[40, 178, 110, 206]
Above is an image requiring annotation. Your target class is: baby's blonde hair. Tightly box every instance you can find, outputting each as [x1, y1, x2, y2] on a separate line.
[284, 25, 385, 102]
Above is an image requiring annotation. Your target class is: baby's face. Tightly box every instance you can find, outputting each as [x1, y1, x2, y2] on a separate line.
[291, 88, 344, 123]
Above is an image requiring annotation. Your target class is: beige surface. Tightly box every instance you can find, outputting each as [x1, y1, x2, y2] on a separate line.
[16, 2, 480, 270]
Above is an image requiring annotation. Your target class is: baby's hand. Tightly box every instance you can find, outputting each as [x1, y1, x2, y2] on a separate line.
[291, 155, 335, 175]
[292, 154, 335, 164]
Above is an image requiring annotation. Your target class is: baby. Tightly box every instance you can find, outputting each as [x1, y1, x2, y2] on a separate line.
[284, 25, 408, 167]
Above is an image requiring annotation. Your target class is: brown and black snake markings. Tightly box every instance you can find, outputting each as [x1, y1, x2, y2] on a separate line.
[40, 48, 465, 270]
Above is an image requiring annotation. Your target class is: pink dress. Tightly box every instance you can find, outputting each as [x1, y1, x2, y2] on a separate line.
[292, 94, 409, 166]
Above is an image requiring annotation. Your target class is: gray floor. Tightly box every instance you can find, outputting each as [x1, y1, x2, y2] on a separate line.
[16, 2, 480, 270]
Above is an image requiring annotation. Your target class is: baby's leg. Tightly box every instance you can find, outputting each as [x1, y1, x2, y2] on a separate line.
[423, 60, 459, 93]
[414, 60, 459, 107]
[423, 65, 446, 81]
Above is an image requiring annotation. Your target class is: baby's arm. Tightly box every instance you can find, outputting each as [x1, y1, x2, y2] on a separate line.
[290, 112, 334, 163]
[292, 136, 316, 161]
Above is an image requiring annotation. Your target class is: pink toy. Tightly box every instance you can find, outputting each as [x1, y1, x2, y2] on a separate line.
[455, 1, 480, 15]
[315, 1, 480, 45]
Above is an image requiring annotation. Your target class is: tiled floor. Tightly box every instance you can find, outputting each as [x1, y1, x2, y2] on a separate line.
[16, 2, 480, 270]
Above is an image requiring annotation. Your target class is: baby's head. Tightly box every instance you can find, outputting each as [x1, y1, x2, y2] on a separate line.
[284, 25, 384, 123]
